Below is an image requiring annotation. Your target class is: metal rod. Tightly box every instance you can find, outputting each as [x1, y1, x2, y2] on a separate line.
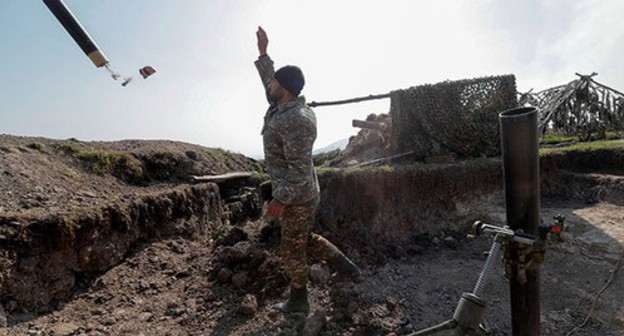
[499, 106, 541, 336]
[473, 236, 502, 297]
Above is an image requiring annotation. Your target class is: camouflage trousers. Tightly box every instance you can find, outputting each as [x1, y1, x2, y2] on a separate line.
[280, 196, 343, 289]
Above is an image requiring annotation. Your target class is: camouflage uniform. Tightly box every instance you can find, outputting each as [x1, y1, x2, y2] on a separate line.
[255, 55, 345, 289]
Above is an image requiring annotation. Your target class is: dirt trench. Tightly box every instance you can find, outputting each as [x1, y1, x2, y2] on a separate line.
[2, 149, 624, 335]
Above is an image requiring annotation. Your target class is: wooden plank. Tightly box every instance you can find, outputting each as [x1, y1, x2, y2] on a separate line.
[190, 171, 254, 184]
[352, 119, 386, 131]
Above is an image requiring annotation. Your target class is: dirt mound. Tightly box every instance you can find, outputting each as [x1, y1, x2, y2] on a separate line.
[0, 134, 266, 317]
[315, 114, 392, 167]
[0, 134, 262, 215]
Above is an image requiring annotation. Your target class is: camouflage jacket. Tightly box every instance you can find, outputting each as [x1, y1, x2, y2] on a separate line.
[255, 54, 320, 205]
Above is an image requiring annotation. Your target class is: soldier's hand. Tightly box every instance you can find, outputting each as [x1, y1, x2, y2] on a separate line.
[257, 26, 268, 56]
[265, 199, 285, 218]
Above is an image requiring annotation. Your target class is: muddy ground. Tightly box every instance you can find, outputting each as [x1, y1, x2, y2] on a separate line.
[2, 200, 623, 336]
[1, 136, 624, 335]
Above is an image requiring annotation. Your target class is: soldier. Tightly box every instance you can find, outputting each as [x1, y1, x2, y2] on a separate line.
[255, 26, 362, 315]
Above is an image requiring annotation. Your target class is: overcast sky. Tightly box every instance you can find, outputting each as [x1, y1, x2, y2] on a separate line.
[0, 0, 622, 157]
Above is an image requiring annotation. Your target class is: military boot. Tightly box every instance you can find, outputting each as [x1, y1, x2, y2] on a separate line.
[329, 254, 364, 283]
[277, 285, 310, 314]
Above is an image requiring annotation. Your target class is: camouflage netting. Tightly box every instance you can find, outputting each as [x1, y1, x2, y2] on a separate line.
[390, 75, 518, 159]
[519, 73, 624, 141]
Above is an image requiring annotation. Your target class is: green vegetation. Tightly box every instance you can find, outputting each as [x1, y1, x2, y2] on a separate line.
[343, 164, 396, 174]
[26, 142, 47, 153]
[76, 150, 121, 175]
[113, 154, 145, 184]
[540, 134, 577, 145]
[605, 131, 624, 140]
[540, 139, 624, 154]
[377, 164, 394, 173]
[315, 166, 340, 174]
[75, 150, 144, 183]
[211, 224, 234, 241]
[540, 131, 623, 145]
[53, 141, 81, 154]
[316, 163, 396, 175]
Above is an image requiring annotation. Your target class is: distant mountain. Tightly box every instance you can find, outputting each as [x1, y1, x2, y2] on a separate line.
[313, 138, 349, 155]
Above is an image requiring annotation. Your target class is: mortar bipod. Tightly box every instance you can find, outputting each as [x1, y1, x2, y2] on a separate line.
[407, 221, 543, 336]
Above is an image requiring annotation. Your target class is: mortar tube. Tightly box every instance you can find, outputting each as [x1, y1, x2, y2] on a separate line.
[499, 106, 541, 336]
[43, 0, 108, 67]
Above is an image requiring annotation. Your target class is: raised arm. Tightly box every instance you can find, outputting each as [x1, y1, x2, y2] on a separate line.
[257, 26, 268, 56]
[255, 26, 275, 94]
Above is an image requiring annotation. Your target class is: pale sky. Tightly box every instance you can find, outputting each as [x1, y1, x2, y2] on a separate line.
[1, 0, 623, 157]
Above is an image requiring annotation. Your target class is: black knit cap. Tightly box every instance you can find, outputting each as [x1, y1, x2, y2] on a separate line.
[274, 65, 305, 96]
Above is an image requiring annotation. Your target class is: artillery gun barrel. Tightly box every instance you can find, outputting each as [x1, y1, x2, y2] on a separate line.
[43, 0, 109, 67]
[500, 106, 541, 336]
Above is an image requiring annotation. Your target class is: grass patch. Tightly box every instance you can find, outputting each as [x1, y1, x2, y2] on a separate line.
[53, 141, 81, 154]
[26, 142, 47, 153]
[540, 134, 577, 145]
[541, 131, 623, 145]
[76, 150, 120, 175]
[76, 150, 144, 183]
[315, 166, 340, 174]
[343, 164, 396, 174]
[540, 139, 624, 154]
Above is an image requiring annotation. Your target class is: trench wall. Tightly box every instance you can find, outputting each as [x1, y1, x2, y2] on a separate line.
[316, 148, 624, 260]
[0, 184, 222, 314]
[316, 159, 503, 260]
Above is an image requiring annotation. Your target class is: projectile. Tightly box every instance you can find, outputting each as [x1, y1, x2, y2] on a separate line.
[42, 0, 108, 67]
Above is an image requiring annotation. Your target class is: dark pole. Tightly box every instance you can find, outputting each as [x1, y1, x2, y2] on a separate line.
[499, 107, 541, 335]
[308, 93, 391, 107]
[42, 0, 109, 67]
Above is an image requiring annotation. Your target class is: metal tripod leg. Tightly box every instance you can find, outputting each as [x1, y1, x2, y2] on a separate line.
[407, 319, 457, 335]
[409, 236, 502, 336]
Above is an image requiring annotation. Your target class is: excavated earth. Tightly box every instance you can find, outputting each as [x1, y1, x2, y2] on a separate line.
[1, 135, 624, 336]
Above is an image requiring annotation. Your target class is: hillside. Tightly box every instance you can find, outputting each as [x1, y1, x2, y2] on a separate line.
[0, 135, 263, 216]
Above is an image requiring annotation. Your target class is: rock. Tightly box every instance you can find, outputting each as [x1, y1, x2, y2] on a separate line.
[408, 244, 425, 255]
[399, 323, 414, 334]
[302, 309, 327, 336]
[238, 294, 258, 316]
[100, 315, 116, 326]
[113, 308, 127, 320]
[309, 263, 330, 285]
[346, 301, 359, 319]
[443, 236, 458, 249]
[278, 327, 298, 336]
[386, 297, 399, 311]
[216, 242, 253, 266]
[232, 271, 249, 288]
[52, 322, 80, 335]
[215, 226, 249, 247]
[395, 245, 408, 258]
[248, 249, 268, 269]
[168, 240, 186, 254]
[216, 268, 233, 284]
